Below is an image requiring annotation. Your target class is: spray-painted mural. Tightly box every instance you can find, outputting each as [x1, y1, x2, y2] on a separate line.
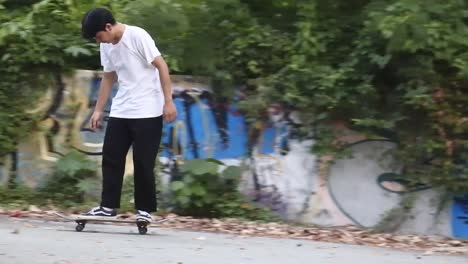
[1, 70, 467, 238]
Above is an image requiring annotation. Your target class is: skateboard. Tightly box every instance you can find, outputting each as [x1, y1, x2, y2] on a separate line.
[53, 212, 168, 235]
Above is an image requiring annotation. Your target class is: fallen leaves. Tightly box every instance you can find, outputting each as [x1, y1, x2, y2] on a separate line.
[1, 209, 467, 255]
[157, 214, 468, 255]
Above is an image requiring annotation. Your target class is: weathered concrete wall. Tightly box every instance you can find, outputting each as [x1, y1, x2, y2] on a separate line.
[1, 70, 467, 239]
[327, 140, 402, 228]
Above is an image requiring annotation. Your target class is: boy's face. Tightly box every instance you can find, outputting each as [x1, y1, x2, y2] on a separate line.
[94, 24, 114, 44]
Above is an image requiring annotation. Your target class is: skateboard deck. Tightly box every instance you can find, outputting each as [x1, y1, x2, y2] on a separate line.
[53, 212, 168, 234]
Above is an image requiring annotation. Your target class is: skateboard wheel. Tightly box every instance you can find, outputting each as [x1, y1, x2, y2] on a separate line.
[75, 224, 85, 232]
[138, 226, 147, 235]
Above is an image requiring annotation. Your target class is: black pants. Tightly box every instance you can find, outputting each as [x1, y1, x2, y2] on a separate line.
[100, 116, 163, 212]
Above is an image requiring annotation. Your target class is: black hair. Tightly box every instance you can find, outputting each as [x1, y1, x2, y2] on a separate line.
[81, 8, 116, 40]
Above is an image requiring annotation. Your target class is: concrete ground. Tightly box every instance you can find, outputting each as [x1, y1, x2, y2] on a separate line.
[0, 215, 467, 264]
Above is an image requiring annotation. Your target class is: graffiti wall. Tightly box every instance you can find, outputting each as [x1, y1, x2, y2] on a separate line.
[1, 70, 467, 239]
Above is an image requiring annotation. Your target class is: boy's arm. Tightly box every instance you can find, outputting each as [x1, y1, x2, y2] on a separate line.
[95, 71, 116, 112]
[152, 56, 177, 122]
[90, 71, 116, 129]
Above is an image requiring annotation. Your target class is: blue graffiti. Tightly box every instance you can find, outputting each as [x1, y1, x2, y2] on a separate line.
[41, 76, 292, 159]
[161, 92, 249, 159]
[257, 125, 289, 155]
[452, 195, 468, 238]
[160, 91, 293, 160]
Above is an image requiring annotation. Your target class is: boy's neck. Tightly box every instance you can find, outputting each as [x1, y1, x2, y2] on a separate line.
[112, 23, 126, 44]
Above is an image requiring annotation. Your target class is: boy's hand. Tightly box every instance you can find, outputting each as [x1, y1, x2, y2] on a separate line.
[163, 100, 177, 122]
[90, 111, 103, 130]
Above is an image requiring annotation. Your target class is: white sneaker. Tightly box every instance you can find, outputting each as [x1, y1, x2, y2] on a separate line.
[136, 210, 153, 223]
[81, 206, 117, 219]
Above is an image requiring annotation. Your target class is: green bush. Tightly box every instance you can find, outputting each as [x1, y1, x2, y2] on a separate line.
[0, 185, 37, 209]
[37, 150, 99, 207]
[169, 158, 279, 221]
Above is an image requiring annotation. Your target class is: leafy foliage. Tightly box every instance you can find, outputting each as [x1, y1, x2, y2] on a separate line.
[37, 150, 98, 206]
[272, 0, 468, 194]
[0, 0, 96, 156]
[126, 0, 468, 194]
[0, 150, 98, 208]
[170, 159, 278, 221]
[2, 0, 468, 210]
[0, 184, 37, 208]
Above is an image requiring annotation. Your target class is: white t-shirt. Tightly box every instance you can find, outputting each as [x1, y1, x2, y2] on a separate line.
[100, 25, 164, 118]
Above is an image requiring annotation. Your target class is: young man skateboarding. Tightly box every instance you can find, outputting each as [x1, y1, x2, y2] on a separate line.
[80, 7, 177, 222]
